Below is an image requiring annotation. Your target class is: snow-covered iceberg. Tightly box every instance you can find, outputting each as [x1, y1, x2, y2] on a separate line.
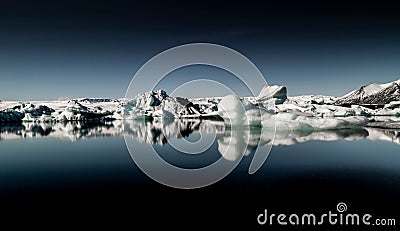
[56, 100, 113, 122]
[113, 90, 220, 120]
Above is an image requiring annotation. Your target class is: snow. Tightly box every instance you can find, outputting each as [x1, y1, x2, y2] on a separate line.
[340, 81, 395, 99]
[336, 79, 400, 105]
[362, 83, 387, 95]
[374, 108, 400, 116]
[384, 101, 400, 109]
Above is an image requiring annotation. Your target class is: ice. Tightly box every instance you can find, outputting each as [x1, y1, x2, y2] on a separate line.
[256, 85, 287, 105]
[262, 112, 369, 130]
[2, 121, 400, 153]
[365, 127, 400, 144]
[217, 95, 246, 125]
[374, 108, 400, 116]
[77, 98, 119, 104]
[217, 95, 271, 126]
[55, 100, 113, 122]
[217, 128, 261, 161]
[274, 103, 371, 118]
[275, 103, 311, 113]
[114, 90, 220, 119]
[286, 95, 337, 106]
[366, 116, 400, 129]
[267, 128, 368, 146]
[1, 79, 400, 132]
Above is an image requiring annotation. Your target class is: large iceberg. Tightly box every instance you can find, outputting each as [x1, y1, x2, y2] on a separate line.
[113, 90, 220, 120]
[56, 100, 113, 122]
[217, 94, 274, 126]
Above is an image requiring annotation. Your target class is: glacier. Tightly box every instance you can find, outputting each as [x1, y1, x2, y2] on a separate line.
[1, 79, 400, 131]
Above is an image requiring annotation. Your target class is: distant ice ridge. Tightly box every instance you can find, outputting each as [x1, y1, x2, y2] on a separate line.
[0, 100, 114, 122]
[2, 79, 400, 130]
[335, 79, 400, 105]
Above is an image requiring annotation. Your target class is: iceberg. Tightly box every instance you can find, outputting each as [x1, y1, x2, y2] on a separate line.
[256, 85, 287, 105]
[218, 95, 272, 126]
[56, 100, 113, 122]
[114, 90, 220, 120]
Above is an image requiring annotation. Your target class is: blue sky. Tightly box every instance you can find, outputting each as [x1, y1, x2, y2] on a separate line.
[1, 1, 399, 100]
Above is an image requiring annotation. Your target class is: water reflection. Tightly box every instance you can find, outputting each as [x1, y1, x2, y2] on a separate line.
[270, 128, 369, 146]
[218, 128, 270, 161]
[1, 120, 400, 153]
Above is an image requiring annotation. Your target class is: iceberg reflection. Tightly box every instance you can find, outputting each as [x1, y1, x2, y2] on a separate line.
[1, 120, 400, 158]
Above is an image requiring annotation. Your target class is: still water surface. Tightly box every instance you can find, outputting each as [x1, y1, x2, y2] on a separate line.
[1, 120, 400, 225]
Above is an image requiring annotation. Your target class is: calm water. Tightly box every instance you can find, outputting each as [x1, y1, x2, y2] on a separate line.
[1, 120, 400, 227]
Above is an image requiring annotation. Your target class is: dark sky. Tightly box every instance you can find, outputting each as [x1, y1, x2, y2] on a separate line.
[1, 0, 400, 99]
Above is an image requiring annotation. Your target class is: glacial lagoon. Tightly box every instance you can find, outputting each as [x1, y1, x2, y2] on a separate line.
[1, 119, 400, 223]
[1, 120, 400, 186]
